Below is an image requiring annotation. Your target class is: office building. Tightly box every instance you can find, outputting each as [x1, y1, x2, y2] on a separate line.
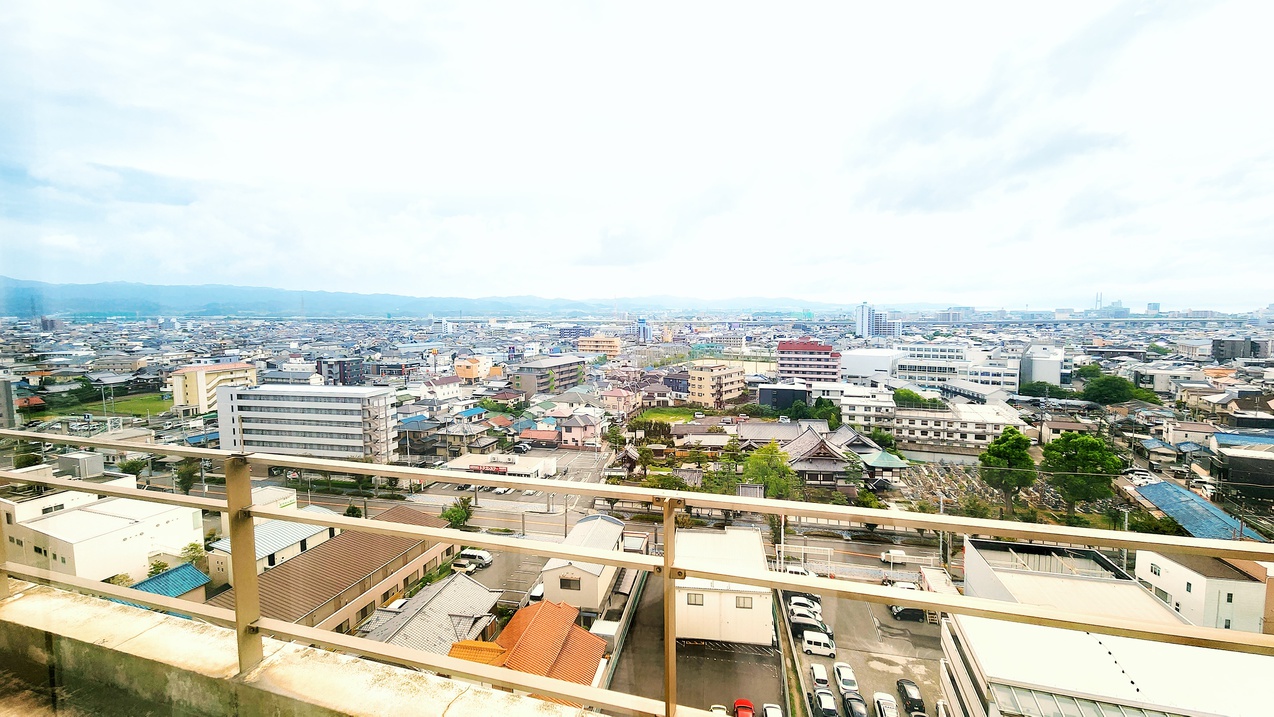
[218, 384, 397, 463]
[509, 355, 586, 396]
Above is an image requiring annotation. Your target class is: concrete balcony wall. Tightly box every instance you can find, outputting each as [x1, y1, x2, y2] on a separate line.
[0, 579, 580, 717]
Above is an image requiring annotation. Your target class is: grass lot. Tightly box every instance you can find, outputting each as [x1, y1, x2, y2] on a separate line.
[31, 392, 172, 420]
[632, 407, 700, 423]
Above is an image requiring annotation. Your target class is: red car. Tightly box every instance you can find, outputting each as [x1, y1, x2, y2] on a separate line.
[734, 699, 755, 717]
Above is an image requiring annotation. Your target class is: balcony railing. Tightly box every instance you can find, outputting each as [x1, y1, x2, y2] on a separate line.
[2, 426, 1274, 717]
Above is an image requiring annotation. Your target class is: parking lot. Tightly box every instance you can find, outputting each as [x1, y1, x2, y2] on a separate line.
[789, 587, 943, 717]
[468, 546, 548, 608]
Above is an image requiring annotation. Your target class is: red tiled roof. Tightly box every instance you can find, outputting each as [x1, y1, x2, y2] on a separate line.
[519, 430, 560, 441]
[777, 338, 833, 352]
[488, 415, 514, 428]
[16, 396, 45, 408]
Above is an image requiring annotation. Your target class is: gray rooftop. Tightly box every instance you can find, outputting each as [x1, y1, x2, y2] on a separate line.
[359, 572, 500, 654]
[208, 505, 335, 560]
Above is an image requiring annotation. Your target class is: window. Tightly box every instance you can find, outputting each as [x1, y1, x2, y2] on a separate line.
[267, 554, 276, 567]
[1227, 593, 1234, 603]
[4, 513, 10, 525]
[560, 577, 581, 591]
[1150, 564, 1161, 576]
[687, 593, 704, 606]
[1224, 619, 1232, 629]
[735, 596, 753, 609]
[300, 539, 308, 552]
[1185, 582, 1192, 593]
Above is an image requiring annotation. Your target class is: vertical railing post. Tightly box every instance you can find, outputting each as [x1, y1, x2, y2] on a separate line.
[660, 497, 683, 717]
[0, 504, 9, 599]
[225, 455, 263, 673]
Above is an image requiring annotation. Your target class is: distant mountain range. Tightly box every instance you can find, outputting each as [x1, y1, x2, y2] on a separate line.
[1, 276, 943, 318]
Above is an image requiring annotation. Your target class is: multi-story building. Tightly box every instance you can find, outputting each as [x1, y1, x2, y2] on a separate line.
[558, 325, 591, 341]
[1212, 337, 1273, 362]
[577, 335, 622, 358]
[509, 355, 585, 396]
[1134, 550, 1266, 632]
[777, 338, 841, 384]
[454, 355, 494, 383]
[366, 359, 423, 378]
[854, 303, 901, 338]
[169, 361, 258, 414]
[1019, 344, 1069, 386]
[891, 402, 1025, 454]
[217, 384, 397, 463]
[92, 355, 148, 373]
[893, 342, 1020, 393]
[688, 364, 745, 409]
[316, 357, 365, 385]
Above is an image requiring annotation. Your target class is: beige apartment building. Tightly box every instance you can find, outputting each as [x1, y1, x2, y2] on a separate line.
[169, 362, 258, 414]
[454, 355, 494, 383]
[92, 355, 149, 373]
[689, 364, 745, 409]
[577, 335, 622, 358]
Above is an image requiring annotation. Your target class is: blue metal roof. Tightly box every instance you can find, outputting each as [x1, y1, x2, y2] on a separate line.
[1136, 480, 1266, 542]
[131, 562, 210, 598]
[1215, 432, 1274, 447]
[456, 407, 487, 418]
[1139, 438, 1174, 451]
[184, 431, 219, 445]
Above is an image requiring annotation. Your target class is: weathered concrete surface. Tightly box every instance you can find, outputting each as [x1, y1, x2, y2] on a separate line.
[0, 579, 581, 717]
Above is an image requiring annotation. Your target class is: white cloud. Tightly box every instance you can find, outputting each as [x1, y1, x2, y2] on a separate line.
[1, 1, 1272, 311]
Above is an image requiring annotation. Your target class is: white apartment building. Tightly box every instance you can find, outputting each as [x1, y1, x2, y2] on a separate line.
[169, 361, 259, 414]
[892, 402, 1025, 452]
[893, 342, 1020, 393]
[1019, 344, 1069, 386]
[807, 382, 897, 430]
[218, 384, 398, 463]
[1134, 550, 1265, 632]
[839, 348, 906, 384]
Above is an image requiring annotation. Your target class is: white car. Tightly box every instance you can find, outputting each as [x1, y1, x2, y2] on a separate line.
[833, 662, 859, 695]
[873, 692, 899, 717]
[761, 704, 783, 717]
[779, 564, 812, 577]
[787, 596, 822, 617]
[709, 706, 728, 715]
[789, 606, 820, 622]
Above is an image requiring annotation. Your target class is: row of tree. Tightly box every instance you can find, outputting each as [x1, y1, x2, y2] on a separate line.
[978, 426, 1123, 516]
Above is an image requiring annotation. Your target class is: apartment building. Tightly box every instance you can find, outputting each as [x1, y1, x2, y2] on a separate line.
[316, 357, 365, 385]
[92, 355, 148, 373]
[169, 361, 258, 414]
[217, 384, 397, 463]
[509, 355, 585, 396]
[1134, 550, 1265, 632]
[807, 382, 897, 430]
[854, 303, 902, 338]
[454, 355, 494, 383]
[777, 338, 841, 383]
[688, 363, 745, 409]
[576, 335, 622, 358]
[891, 402, 1025, 452]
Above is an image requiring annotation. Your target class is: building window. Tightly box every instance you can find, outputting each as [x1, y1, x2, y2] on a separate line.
[560, 578, 581, 591]
[735, 596, 753, 609]
[687, 593, 704, 606]
[4, 513, 10, 525]
[300, 539, 308, 552]
[1150, 564, 1161, 576]
[267, 554, 276, 567]
[1185, 582, 1192, 593]
[1224, 619, 1232, 629]
[1227, 593, 1234, 603]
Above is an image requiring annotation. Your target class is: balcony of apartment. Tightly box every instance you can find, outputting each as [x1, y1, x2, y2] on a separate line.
[1, 427, 1273, 717]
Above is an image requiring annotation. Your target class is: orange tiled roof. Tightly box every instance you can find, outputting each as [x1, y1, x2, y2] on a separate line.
[447, 640, 508, 666]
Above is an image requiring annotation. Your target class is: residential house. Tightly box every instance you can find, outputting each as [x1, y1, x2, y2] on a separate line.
[540, 514, 625, 623]
[1134, 550, 1265, 632]
[560, 414, 603, 449]
[358, 572, 501, 651]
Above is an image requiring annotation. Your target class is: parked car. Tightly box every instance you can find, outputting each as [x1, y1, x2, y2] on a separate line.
[779, 564, 812, 577]
[873, 692, 899, 717]
[733, 699, 755, 717]
[808, 689, 839, 717]
[787, 595, 822, 616]
[784, 590, 822, 606]
[833, 662, 859, 695]
[801, 630, 836, 658]
[455, 483, 473, 491]
[890, 606, 926, 622]
[810, 663, 829, 689]
[842, 691, 869, 717]
[709, 706, 728, 715]
[457, 549, 493, 568]
[512, 443, 531, 453]
[451, 559, 478, 574]
[880, 549, 907, 564]
[761, 704, 783, 717]
[896, 679, 924, 714]
[789, 606, 820, 622]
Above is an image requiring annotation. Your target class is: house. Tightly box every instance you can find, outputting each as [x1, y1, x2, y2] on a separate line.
[559, 413, 602, 449]
[599, 388, 636, 418]
[129, 562, 211, 603]
[639, 383, 674, 408]
[1038, 420, 1099, 445]
[358, 572, 501, 651]
[1134, 550, 1265, 632]
[540, 514, 625, 622]
[208, 506, 454, 633]
[519, 429, 560, 448]
[447, 600, 607, 707]
[675, 528, 774, 645]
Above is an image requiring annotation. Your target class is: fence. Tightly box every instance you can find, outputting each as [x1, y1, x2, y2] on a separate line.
[3, 427, 1274, 716]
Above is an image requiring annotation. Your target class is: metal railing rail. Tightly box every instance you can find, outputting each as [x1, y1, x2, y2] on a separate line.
[3, 428, 1274, 716]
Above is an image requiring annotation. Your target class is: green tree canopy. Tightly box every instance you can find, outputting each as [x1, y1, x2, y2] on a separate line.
[811, 397, 842, 430]
[642, 473, 688, 491]
[742, 441, 799, 500]
[636, 446, 655, 476]
[175, 459, 199, 495]
[1041, 432, 1122, 514]
[978, 426, 1037, 516]
[893, 388, 944, 409]
[13, 453, 41, 469]
[441, 496, 474, 528]
[343, 504, 363, 518]
[148, 560, 170, 577]
[117, 458, 148, 476]
[1081, 375, 1161, 405]
[1073, 363, 1103, 380]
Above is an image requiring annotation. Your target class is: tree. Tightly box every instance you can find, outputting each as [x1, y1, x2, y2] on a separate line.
[1041, 432, 1122, 514]
[893, 388, 944, 409]
[13, 453, 40, 469]
[869, 428, 897, 451]
[180, 542, 206, 571]
[785, 400, 811, 420]
[1080, 375, 1158, 405]
[959, 495, 992, 519]
[811, 397, 842, 430]
[117, 459, 148, 476]
[148, 560, 170, 577]
[605, 425, 626, 452]
[742, 441, 799, 499]
[105, 574, 132, 587]
[175, 460, 199, 495]
[441, 496, 474, 529]
[343, 504, 363, 519]
[856, 490, 883, 509]
[637, 446, 655, 477]
[978, 427, 1037, 517]
[1073, 363, 1102, 381]
[642, 473, 688, 491]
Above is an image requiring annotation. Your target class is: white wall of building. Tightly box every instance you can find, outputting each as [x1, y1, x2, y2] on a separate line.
[1135, 551, 1265, 632]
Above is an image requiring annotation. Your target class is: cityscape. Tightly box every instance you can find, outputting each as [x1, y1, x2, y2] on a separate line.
[3, 2, 1274, 717]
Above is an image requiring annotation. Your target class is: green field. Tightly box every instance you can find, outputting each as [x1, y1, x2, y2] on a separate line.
[632, 407, 701, 423]
[32, 392, 173, 420]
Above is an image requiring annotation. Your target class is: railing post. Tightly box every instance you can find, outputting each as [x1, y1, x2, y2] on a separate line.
[660, 497, 683, 717]
[225, 455, 264, 673]
[0, 504, 9, 599]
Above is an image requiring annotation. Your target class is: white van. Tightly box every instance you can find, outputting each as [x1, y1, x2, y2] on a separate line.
[801, 630, 836, 658]
[458, 549, 493, 568]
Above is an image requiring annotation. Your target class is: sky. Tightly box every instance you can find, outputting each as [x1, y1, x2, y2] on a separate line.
[1, 1, 1272, 312]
